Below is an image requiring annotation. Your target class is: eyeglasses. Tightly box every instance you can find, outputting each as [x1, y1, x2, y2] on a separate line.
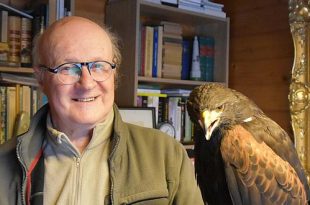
[40, 61, 116, 85]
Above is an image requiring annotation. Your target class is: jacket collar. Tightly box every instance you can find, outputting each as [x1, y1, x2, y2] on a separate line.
[108, 104, 128, 165]
[17, 104, 49, 169]
[16, 103, 129, 170]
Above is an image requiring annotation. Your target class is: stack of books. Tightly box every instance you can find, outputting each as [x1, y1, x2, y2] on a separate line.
[178, 0, 226, 18]
[161, 21, 183, 79]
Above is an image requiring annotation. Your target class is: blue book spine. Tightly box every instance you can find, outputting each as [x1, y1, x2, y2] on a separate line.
[181, 40, 190, 80]
[152, 27, 158, 77]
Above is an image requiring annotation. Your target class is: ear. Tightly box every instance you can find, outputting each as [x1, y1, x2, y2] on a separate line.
[33, 66, 45, 91]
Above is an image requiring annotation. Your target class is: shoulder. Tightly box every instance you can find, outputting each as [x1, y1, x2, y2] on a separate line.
[0, 137, 18, 160]
[125, 123, 186, 159]
[0, 137, 20, 179]
[127, 123, 181, 146]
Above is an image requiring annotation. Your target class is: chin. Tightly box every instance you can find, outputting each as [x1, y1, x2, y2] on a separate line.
[73, 113, 107, 125]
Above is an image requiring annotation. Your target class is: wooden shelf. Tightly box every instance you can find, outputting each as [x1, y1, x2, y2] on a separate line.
[0, 66, 33, 73]
[138, 76, 206, 86]
[107, 0, 229, 107]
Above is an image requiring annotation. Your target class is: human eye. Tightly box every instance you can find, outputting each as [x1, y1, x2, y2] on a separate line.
[91, 62, 108, 72]
[59, 64, 80, 76]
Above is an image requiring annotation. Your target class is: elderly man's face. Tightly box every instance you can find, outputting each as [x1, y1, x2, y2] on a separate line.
[39, 18, 115, 129]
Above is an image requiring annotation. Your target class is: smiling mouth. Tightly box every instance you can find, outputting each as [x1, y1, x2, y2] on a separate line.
[73, 97, 97, 102]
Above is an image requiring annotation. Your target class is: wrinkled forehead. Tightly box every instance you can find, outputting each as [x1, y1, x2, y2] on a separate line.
[39, 18, 113, 65]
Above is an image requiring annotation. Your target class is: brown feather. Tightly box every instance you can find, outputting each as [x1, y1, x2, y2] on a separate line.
[221, 125, 307, 204]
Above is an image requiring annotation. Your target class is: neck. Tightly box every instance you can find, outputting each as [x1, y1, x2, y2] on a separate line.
[51, 118, 95, 153]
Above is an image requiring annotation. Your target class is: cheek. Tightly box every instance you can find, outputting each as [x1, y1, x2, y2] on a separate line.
[99, 77, 115, 99]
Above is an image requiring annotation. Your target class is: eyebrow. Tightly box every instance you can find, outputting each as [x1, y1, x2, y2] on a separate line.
[61, 58, 107, 63]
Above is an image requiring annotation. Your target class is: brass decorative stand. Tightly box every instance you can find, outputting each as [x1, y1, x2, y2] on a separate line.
[288, 0, 310, 184]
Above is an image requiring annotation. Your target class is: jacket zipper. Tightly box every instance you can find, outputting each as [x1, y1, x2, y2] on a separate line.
[74, 156, 81, 205]
[108, 134, 120, 205]
[16, 140, 27, 205]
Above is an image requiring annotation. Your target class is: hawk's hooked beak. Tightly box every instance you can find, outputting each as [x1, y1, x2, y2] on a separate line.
[199, 110, 221, 141]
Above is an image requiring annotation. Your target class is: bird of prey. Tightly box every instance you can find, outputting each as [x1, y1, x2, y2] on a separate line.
[187, 83, 310, 205]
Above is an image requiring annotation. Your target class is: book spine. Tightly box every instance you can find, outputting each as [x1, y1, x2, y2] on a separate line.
[20, 17, 32, 67]
[181, 39, 190, 80]
[179, 99, 186, 142]
[0, 10, 8, 43]
[199, 36, 214, 81]
[0, 86, 7, 144]
[8, 15, 21, 64]
[136, 96, 142, 107]
[31, 87, 38, 116]
[6, 86, 17, 140]
[168, 97, 182, 141]
[184, 100, 193, 142]
[140, 26, 146, 76]
[158, 96, 165, 124]
[22, 85, 31, 120]
[141, 96, 148, 108]
[147, 95, 159, 125]
[157, 26, 163, 78]
[144, 26, 154, 77]
[152, 26, 158, 77]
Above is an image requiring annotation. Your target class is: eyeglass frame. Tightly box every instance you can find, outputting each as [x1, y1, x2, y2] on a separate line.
[39, 60, 117, 84]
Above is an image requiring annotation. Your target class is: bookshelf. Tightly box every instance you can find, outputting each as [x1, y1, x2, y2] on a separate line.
[0, 0, 74, 143]
[0, 66, 33, 73]
[106, 0, 230, 107]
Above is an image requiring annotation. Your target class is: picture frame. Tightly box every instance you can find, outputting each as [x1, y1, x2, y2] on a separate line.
[118, 107, 156, 128]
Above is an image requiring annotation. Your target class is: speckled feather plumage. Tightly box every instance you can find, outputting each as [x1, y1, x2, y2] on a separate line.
[187, 83, 310, 205]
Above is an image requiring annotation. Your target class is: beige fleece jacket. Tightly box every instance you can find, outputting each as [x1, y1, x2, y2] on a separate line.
[42, 110, 114, 205]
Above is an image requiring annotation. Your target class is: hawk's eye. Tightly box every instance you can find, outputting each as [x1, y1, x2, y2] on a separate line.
[216, 105, 223, 111]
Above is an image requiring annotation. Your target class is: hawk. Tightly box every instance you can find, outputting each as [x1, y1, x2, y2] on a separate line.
[187, 83, 310, 205]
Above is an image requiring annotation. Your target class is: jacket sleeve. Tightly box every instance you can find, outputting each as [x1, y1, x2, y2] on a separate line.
[173, 146, 205, 204]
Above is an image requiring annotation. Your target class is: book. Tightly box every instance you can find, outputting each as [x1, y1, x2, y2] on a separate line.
[168, 97, 182, 141]
[137, 25, 142, 76]
[161, 21, 182, 34]
[31, 87, 38, 116]
[20, 17, 32, 67]
[0, 73, 38, 86]
[21, 85, 31, 120]
[152, 26, 158, 77]
[202, 0, 224, 11]
[178, 1, 226, 18]
[6, 86, 17, 140]
[161, 88, 191, 96]
[199, 36, 214, 81]
[8, 15, 21, 64]
[0, 86, 6, 144]
[0, 10, 8, 43]
[157, 26, 163, 78]
[144, 0, 161, 4]
[181, 39, 191, 80]
[183, 101, 193, 143]
[0, 42, 9, 64]
[144, 26, 154, 77]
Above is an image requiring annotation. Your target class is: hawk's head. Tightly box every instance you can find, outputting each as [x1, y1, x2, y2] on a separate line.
[187, 83, 258, 141]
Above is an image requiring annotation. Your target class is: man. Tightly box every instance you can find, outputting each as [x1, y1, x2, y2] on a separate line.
[0, 16, 204, 205]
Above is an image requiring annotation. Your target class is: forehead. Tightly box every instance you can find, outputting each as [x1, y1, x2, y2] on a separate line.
[41, 19, 113, 64]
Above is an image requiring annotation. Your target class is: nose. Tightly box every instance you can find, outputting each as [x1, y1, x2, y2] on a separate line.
[77, 66, 96, 89]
